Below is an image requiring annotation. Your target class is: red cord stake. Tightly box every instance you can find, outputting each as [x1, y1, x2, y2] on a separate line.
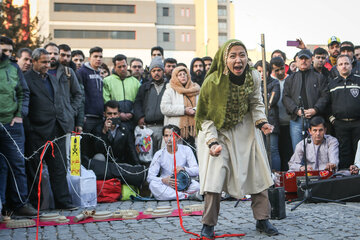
[36, 141, 54, 240]
[172, 132, 245, 240]
[71, 131, 81, 136]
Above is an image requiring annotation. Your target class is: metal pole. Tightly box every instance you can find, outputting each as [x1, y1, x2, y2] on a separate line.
[260, 34, 271, 168]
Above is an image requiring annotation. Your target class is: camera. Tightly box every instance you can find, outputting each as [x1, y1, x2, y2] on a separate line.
[109, 117, 122, 125]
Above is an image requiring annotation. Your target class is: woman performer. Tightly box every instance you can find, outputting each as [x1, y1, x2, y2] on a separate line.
[195, 39, 279, 238]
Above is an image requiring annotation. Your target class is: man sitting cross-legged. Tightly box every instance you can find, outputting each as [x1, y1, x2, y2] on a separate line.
[147, 124, 200, 200]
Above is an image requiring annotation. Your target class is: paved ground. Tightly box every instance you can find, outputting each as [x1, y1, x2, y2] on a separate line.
[1, 199, 360, 240]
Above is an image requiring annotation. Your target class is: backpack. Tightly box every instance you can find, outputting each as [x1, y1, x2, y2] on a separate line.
[96, 178, 122, 203]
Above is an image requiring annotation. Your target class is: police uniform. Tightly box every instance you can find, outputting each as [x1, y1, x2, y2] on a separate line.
[329, 73, 360, 169]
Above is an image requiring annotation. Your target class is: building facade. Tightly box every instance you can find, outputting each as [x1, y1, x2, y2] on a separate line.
[195, 0, 235, 58]
[36, 0, 197, 66]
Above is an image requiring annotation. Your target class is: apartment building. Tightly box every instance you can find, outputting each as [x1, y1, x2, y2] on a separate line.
[36, 0, 196, 65]
[195, 0, 235, 58]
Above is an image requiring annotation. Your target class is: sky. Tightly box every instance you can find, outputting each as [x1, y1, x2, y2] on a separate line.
[233, 0, 359, 60]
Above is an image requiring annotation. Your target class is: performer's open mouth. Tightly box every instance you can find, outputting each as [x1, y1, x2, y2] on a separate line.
[233, 65, 243, 73]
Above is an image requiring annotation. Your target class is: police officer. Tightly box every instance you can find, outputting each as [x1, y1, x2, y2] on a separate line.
[329, 54, 360, 169]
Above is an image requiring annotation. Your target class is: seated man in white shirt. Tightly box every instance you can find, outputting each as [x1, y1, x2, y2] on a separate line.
[147, 124, 200, 200]
[288, 116, 339, 171]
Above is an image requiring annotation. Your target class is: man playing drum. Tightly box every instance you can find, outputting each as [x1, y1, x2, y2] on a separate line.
[147, 124, 201, 200]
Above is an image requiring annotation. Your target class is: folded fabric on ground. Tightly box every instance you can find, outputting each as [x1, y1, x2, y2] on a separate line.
[0, 209, 202, 230]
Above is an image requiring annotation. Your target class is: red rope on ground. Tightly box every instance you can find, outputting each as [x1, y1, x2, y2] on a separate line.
[36, 141, 54, 240]
[172, 133, 200, 238]
[172, 132, 246, 240]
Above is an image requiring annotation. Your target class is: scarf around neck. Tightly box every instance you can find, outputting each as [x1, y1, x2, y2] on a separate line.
[170, 66, 200, 138]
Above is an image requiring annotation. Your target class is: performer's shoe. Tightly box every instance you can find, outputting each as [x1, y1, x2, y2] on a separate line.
[200, 224, 214, 239]
[256, 219, 279, 236]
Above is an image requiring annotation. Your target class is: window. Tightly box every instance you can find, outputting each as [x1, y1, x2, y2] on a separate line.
[218, 22, 227, 30]
[181, 33, 185, 42]
[163, 32, 170, 42]
[181, 8, 185, 17]
[219, 33, 227, 46]
[54, 3, 135, 13]
[163, 7, 169, 16]
[186, 8, 190, 17]
[54, 30, 136, 39]
[186, 33, 190, 42]
[218, 6, 227, 16]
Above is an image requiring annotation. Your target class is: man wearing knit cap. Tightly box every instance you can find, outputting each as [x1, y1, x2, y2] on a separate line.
[134, 57, 168, 154]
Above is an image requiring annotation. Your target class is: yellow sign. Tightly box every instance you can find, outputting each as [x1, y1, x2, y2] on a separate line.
[70, 135, 81, 176]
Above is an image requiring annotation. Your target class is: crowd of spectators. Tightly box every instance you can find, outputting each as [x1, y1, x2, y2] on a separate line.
[1, 34, 360, 217]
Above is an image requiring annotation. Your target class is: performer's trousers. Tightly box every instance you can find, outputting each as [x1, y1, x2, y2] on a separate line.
[202, 190, 270, 226]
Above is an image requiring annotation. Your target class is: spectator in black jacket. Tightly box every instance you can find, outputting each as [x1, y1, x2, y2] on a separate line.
[263, 76, 281, 171]
[329, 55, 360, 169]
[134, 57, 167, 154]
[90, 100, 140, 165]
[44, 42, 82, 133]
[57, 44, 85, 133]
[283, 49, 329, 150]
[270, 57, 293, 170]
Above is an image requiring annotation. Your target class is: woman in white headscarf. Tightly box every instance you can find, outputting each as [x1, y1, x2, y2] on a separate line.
[160, 66, 200, 150]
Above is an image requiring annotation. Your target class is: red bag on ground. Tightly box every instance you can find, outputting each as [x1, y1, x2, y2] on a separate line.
[96, 178, 122, 203]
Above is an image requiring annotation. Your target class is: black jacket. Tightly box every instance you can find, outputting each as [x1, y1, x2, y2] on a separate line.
[312, 66, 331, 83]
[24, 70, 75, 139]
[283, 69, 329, 120]
[133, 79, 167, 124]
[329, 73, 360, 120]
[261, 77, 280, 134]
[91, 121, 140, 165]
[55, 64, 83, 129]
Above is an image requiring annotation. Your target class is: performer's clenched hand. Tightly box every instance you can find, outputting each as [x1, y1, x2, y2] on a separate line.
[210, 144, 222, 157]
[261, 123, 274, 135]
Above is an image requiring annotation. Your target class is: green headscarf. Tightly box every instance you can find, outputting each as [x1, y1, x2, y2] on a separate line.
[195, 39, 254, 132]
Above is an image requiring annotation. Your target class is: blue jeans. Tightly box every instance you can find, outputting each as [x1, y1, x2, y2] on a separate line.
[0, 122, 28, 208]
[270, 133, 281, 171]
[290, 117, 309, 151]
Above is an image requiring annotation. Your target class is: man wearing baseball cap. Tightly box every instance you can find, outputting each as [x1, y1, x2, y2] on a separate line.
[283, 49, 329, 150]
[325, 36, 341, 70]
